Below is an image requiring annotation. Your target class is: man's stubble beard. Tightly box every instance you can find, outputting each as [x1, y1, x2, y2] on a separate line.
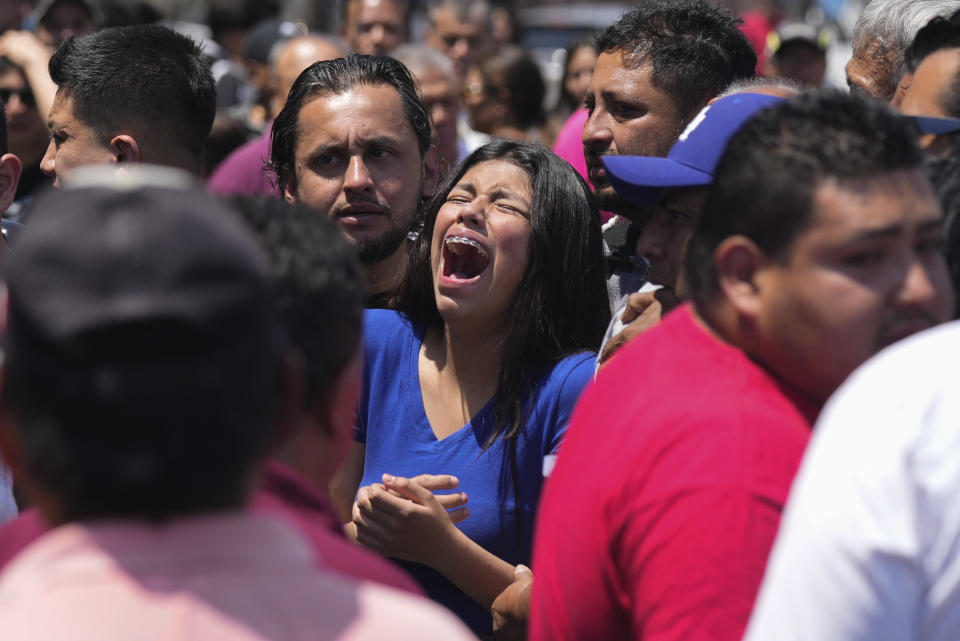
[353, 198, 422, 265]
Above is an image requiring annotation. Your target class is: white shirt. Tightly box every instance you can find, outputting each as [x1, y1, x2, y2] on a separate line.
[744, 320, 960, 641]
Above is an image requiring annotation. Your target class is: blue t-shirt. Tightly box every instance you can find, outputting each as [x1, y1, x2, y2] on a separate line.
[357, 309, 595, 634]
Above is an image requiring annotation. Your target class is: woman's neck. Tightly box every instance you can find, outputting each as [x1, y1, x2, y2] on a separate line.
[427, 318, 510, 392]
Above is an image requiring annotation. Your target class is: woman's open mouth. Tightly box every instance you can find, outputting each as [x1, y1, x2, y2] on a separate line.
[442, 235, 490, 281]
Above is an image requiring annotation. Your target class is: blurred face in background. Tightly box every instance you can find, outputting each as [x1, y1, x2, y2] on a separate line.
[564, 45, 597, 108]
[770, 41, 826, 88]
[463, 65, 502, 134]
[0, 67, 47, 165]
[427, 6, 487, 76]
[36, 0, 95, 48]
[344, 0, 407, 56]
[414, 64, 460, 172]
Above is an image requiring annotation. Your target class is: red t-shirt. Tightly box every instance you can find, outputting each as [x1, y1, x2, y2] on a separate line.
[530, 304, 817, 641]
[0, 460, 422, 596]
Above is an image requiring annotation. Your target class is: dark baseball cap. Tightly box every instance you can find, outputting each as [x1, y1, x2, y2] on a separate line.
[4, 166, 277, 367]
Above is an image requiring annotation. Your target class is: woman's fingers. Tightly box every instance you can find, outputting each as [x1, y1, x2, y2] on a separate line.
[447, 506, 470, 524]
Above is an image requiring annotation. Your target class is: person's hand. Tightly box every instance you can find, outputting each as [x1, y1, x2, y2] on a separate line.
[351, 473, 469, 564]
[491, 564, 533, 641]
[0, 31, 52, 72]
[599, 288, 680, 367]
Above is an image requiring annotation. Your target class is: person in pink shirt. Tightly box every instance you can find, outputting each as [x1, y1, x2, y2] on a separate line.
[0, 195, 423, 597]
[0, 167, 475, 640]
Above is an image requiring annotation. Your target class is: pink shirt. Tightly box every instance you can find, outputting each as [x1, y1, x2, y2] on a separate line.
[552, 108, 613, 224]
[0, 513, 476, 640]
[207, 129, 279, 197]
[0, 461, 423, 596]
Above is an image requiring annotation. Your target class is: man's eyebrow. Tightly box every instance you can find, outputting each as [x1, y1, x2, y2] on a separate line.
[917, 219, 947, 235]
[846, 218, 943, 242]
[361, 134, 403, 147]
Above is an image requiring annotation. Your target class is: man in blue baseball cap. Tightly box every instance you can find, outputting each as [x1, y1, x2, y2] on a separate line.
[532, 89, 953, 641]
[598, 87, 790, 364]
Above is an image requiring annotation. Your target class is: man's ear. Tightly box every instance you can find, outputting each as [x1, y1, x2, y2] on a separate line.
[0, 153, 22, 213]
[281, 171, 298, 203]
[421, 145, 440, 199]
[109, 134, 141, 164]
[714, 235, 770, 320]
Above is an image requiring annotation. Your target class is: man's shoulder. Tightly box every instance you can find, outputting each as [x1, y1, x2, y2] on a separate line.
[568, 306, 812, 470]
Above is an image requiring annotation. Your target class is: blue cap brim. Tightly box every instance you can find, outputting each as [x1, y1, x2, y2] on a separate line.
[603, 156, 713, 206]
[904, 115, 960, 135]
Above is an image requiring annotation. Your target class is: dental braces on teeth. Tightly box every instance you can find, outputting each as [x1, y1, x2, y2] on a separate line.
[444, 236, 488, 257]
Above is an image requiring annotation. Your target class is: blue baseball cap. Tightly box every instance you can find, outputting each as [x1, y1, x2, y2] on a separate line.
[903, 114, 960, 135]
[602, 93, 785, 205]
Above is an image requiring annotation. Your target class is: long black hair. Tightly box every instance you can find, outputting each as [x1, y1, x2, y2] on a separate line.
[395, 139, 610, 528]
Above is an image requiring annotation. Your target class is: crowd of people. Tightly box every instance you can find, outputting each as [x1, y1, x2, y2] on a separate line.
[0, 0, 957, 639]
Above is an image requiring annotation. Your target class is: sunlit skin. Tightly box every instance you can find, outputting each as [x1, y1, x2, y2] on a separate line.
[583, 51, 684, 211]
[41, 90, 114, 186]
[270, 36, 345, 118]
[746, 170, 953, 403]
[846, 38, 897, 100]
[431, 159, 532, 331]
[344, 0, 407, 56]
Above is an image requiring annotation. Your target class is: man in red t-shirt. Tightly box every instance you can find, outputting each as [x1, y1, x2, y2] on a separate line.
[530, 91, 955, 641]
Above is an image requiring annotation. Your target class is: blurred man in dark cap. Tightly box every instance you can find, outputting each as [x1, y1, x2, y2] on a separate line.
[0, 166, 475, 640]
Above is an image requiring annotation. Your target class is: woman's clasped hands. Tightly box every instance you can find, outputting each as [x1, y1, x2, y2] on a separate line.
[350, 473, 470, 564]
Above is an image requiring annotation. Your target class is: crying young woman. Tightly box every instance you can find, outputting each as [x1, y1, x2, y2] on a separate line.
[333, 140, 611, 635]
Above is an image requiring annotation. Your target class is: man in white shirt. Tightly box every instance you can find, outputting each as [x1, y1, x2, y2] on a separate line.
[744, 320, 960, 641]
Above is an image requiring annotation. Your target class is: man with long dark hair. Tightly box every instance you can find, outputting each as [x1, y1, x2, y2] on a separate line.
[270, 54, 438, 308]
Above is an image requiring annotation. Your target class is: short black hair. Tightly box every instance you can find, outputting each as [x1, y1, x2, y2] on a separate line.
[924, 152, 960, 317]
[48, 25, 216, 159]
[270, 54, 431, 192]
[228, 196, 366, 405]
[595, 0, 756, 118]
[905, 8, 960, 72]
[685, 90, 924, 303]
